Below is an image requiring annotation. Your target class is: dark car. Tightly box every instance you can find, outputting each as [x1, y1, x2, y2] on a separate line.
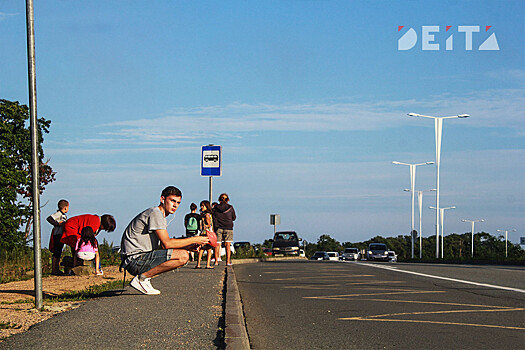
[310, 251, 330, 260]
[271, 231, 302, 256]
[367, 243, 389, 261]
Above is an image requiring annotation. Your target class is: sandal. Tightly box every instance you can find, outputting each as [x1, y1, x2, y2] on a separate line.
[206, 266, 214, 269]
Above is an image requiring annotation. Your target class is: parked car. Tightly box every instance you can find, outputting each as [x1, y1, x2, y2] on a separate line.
[310, 251, 330, 260]
[233, 241, 251, 250]
[271, 231, 302, 256]
[341, 247, 360, 261]
[262, 247, 272, 256]
[388, 250, 397, 263]
[367, 243, 389, 261]
[327, 252, 339, 261]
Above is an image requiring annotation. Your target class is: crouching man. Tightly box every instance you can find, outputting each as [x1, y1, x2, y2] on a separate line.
[120, 186, 209, 295]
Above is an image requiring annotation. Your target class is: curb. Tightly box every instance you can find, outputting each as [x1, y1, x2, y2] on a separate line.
[224, 266, 250, 349]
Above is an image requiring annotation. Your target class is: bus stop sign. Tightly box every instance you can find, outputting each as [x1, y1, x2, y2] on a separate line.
[201, 145, 221, 176]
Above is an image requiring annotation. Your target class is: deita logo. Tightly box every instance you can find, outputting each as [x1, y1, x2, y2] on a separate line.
[398, 26, 500, 51]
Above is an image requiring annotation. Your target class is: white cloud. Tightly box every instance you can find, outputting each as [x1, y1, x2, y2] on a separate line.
[0, 12, 19, 21]
[100, 89, 525, 142]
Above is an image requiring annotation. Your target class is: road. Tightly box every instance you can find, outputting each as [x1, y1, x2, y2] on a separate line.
[234, 261, 525, 349]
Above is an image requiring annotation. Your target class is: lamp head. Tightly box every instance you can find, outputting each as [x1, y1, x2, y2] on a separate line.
[458, 114, 470, 118]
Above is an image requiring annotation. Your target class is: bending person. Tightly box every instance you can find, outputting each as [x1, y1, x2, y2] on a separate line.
[120, 186, 209, 295]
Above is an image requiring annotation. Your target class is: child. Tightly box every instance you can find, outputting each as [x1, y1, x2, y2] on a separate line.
[74, 226, 103, 276]
[46, 199, 69, 276]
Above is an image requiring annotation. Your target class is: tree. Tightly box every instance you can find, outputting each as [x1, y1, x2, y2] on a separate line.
[316, 234, 341, 252]
[0, 99, 55, 249]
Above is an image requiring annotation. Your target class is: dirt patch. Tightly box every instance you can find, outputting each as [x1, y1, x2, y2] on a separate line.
[0, 266, 131, 340]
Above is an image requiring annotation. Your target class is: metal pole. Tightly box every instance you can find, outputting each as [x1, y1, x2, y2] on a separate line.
[435, 118, 443, 258]
[418, 191, 423, 259]
[209, 176, 213, 204]
[471, 221, 475, 258]
[25, 0, 43, 310]
[505, 231, 508, 258]
[440, 208, 444, 259]
[410, 165, 416, 259]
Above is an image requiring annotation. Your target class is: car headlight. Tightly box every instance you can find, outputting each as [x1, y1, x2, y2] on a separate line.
[368, 251, 372, 255]
[274, 247, 280, 250]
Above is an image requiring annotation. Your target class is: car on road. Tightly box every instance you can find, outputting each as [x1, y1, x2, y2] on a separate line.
[327, 252, 339, 261]
[341, 247, 360, 261]
[388, 250, 397, 262]
[271, 231, 302, 256]
[367, 243, 389, 261]
[310, 251, 330, 260]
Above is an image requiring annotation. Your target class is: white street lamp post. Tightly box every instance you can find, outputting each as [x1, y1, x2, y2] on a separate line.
[430, 206, 455, 258]
[408, 113, 469, 258]
[462, 219, 484, 258]
[393, 161, 434, 259]
[497, 229, 517, 258]
[414, 189, 436, 258]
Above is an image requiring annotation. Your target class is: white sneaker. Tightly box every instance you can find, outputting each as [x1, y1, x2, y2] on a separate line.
[130, 276, 160, 295]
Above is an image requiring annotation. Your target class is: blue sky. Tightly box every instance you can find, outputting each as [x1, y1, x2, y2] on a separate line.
[1, 1, 524, 248]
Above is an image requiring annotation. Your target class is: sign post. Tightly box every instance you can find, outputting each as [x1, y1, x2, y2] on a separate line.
[270, 214, 281, 235]
[201, 145, 222, 203]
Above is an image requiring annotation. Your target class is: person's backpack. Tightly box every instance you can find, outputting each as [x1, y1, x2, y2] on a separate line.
[186, 216, 198, 232]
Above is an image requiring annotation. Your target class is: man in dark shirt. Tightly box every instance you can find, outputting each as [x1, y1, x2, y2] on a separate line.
[213, 193, 236, 266]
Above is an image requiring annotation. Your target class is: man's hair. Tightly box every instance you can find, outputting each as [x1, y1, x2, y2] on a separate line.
[161, 186, 182, 199]
[218, 193, 229, 203]
[100, 214, 116, 232]
[58, 199, 69, 210]
[190, 203, 197, 211]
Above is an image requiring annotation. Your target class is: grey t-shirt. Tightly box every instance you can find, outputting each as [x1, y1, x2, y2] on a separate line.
[120, 207, 167, 258]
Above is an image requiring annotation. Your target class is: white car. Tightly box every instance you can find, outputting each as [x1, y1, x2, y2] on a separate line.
[327, 252, 339, 261]
[341, 247, 360, 261]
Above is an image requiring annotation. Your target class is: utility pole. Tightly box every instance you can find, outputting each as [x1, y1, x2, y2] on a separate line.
[25, 0, 43, 310]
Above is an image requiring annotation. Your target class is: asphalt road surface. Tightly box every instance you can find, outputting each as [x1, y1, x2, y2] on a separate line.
[234, 261, 525, 349]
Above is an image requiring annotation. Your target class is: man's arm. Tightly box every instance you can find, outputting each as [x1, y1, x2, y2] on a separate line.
[155, 229, 209, 249]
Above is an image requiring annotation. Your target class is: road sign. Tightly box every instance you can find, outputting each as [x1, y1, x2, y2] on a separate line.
[201, 145, 221, 176]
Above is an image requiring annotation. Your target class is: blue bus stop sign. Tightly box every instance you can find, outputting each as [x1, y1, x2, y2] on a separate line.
[201, 145, 221, 176]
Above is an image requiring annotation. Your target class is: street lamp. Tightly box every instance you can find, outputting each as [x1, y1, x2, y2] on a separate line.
[497, 229, 517, 258]
[393, 161, 434, 259]
[430, 205, 456, 258]
[407, 188, 436, 258]
[408, 113, 469, 258]
[462, 219, 484, 258]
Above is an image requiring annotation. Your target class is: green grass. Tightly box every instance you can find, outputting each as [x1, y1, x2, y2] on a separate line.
[0, 321, 22, 330]
[45, 279, 126, 303]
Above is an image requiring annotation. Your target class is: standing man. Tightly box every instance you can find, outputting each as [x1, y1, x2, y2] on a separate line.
[120, 186, 209, 295]
[184, 203, 201, 261]
[213, 193, 236, 266]
[47, 199, 69, 275]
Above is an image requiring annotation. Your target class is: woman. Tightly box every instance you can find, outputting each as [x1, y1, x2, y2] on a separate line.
[195, 200, 215, 269]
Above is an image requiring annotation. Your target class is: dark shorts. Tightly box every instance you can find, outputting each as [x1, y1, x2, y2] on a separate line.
[186, 230, 198, 237]
[124, 249, 173, 276]
[52, 234, 65, 259]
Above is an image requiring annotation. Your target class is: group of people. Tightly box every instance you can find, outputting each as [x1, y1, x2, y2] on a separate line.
[47, 199, 116, 276]
[47, 186, 236, 295]
[184, 193, 237, 269]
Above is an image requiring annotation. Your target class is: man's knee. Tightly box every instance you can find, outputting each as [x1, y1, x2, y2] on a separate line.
[171, 249, 189, 264]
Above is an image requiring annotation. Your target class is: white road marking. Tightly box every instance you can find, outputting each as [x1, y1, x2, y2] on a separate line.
[359, 263, 525, 294]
